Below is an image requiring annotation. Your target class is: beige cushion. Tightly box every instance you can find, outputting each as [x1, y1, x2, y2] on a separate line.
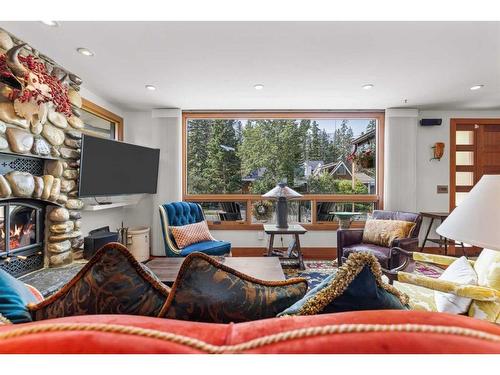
[469, 249, 500, 322]
[434, 256, 477, 314]
[473, 248, 500, 290]
[170, 221, 215, 249]
[362, 219, 416, 247]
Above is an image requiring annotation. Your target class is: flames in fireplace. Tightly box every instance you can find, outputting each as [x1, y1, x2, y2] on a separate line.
[0, 204, 38, 253]
[0, 223, 35, 251]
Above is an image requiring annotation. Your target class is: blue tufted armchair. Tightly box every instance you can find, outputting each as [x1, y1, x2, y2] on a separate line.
[159, 202, 231, 257]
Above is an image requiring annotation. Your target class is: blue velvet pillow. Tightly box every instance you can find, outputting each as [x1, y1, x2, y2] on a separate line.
[278, 252, 409, 316]
[0, 268, 38, 323]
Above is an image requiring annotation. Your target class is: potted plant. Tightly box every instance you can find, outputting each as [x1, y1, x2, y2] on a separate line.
[348, 148, 375, 169]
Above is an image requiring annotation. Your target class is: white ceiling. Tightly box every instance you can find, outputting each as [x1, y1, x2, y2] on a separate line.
[1, 21, 499, 111]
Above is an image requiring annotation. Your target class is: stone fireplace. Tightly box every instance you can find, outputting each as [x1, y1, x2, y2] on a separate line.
[0, 28, 85, 276]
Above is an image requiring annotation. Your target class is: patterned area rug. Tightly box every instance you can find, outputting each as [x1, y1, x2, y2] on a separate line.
[283, 259, 444, 289]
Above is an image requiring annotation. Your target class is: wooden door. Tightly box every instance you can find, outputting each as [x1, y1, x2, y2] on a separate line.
[477, 124, 500, 176]
[450, 119, 500, 210]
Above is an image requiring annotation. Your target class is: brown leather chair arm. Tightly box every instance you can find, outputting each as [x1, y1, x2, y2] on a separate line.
[336, 229, 364, 266]
[391, 237, 419, 251]
[382, 247, 416, 284]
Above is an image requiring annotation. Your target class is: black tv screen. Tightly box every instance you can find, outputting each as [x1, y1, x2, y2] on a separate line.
[78, 135, 160, 197]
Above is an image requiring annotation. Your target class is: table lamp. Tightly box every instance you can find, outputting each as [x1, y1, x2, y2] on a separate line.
[436, 175, 500, 252]
[262, 182, 302, 228]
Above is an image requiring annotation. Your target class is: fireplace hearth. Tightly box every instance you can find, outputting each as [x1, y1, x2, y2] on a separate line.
[0, 199, 46, 277]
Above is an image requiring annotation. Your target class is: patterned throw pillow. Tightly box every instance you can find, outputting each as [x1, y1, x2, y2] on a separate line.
[29, 243, 171, 321]
[362, 219, 416, 247]
[170, 221, 215, 249]
[159, 252, 308, 323]
[278, 252, 409, 316]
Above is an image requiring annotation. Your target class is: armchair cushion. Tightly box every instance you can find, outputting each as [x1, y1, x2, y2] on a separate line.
[343, 243, 392, 266]
[279, 252, 409, 317]
[179, 240, 231, 256]
[159, 252, 307, 323]
[362, 219, 416, 247]
[170, 220, 215, 249]
[435, 256, 478, 314]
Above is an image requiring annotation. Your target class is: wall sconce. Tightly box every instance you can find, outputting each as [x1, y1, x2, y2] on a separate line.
[431, 142, 445, 161]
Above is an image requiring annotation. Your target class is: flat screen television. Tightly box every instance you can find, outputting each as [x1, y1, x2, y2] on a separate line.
[78, 135, 160, 197]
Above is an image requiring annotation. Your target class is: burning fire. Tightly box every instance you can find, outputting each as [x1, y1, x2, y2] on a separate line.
[0, 223, 34, 250]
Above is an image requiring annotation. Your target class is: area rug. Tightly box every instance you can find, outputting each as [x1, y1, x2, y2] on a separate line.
[283, 259, 444, 289]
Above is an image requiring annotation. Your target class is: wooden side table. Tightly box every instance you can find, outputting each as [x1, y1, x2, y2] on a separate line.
[420, 211, 466, 256]
[263, 224, 307, 270]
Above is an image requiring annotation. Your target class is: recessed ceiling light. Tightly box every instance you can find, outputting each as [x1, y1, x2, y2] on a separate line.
[254, 84, 264, 90]
[362, 84, 374, 90]
[145, 85, 156, 91]
[76, 47, 94, 57]
[470, 85, 484, 91]
[40, 21, 59, 27]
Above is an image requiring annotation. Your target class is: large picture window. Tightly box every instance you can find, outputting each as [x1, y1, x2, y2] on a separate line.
[183, 112, 384, 230]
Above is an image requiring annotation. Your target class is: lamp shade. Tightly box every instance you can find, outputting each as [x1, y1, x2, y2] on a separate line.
[436, 175, 500, 251]
[262, 183, 303, 199]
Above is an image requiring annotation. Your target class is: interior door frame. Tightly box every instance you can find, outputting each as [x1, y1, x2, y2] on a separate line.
[450, 118, 500, 211]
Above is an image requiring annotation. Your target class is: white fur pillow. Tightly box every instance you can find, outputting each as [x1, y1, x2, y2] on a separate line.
[434, 256, 478, 314]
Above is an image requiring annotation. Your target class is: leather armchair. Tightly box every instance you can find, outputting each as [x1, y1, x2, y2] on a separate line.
[337, 210, 422, 269]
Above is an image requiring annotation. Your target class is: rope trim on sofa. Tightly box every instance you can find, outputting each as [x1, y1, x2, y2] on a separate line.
[1, 322, 499, 353]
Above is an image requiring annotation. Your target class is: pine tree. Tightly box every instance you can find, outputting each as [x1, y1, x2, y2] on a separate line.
[186, 119, 212, 193]
[203, 120, 242, 193]
[308, 120, 322, 160]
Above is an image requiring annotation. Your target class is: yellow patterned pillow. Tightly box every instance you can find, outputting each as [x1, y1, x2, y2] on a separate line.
[170, 221, 216, 249]
[362, 219, 416, 247]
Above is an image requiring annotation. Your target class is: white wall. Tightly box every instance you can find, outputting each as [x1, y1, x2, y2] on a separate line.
[384, 109, 419, 212]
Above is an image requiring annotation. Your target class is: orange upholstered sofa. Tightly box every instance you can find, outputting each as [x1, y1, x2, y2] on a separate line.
[1, 310, 500, 354]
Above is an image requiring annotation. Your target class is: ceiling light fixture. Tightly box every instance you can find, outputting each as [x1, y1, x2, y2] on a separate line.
[254, 84, 264, 90]
[470, 85, 484, 91]
[40, 21, 59, 27]
[362, 84, 374, 90]
[76, 47, 94, 57]
[145, 85, 156, 91]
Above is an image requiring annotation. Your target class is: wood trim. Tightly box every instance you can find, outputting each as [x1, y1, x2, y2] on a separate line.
[182, 111, 384, 230]
[185, 194, 380, 202]
[377, 112, 385, 210]
[82, 98, 124, 141]
[209, 221, 366, 231]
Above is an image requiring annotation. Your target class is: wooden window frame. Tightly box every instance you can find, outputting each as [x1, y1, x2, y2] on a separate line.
[82, 98, 124, 141]
[182, 111, 385, 230]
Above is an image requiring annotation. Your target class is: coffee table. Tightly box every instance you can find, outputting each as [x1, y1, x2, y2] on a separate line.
[146, 256, 286, 283]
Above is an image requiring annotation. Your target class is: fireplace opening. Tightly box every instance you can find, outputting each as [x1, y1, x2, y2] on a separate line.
[0, 200, 45, 277]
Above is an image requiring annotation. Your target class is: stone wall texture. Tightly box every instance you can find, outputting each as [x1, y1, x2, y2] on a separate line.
[0, 28, 84, 267]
